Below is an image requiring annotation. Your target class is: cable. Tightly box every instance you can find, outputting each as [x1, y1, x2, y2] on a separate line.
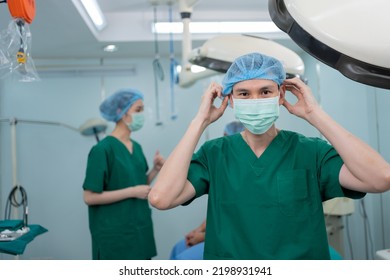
[4, 185, 28, 227]
[168, 4, 178, 120]
[152, 5, 164, 126]
[359, 199, 374, 259]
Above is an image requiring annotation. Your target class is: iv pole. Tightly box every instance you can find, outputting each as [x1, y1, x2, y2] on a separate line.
[10, 118, 20, 221]
[0, 117, 107, 220]
[0, 118, 27, 221]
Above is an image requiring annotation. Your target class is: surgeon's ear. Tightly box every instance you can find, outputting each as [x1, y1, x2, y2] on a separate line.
[278, 85, 286, 105]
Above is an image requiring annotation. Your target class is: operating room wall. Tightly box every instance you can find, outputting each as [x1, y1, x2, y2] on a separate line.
[0, 53, 389, 260]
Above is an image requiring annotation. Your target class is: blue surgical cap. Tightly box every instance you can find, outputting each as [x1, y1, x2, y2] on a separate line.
[222, 52, 286, 96]
[99, 88, 144, 122]
[224, 121, 245, 136]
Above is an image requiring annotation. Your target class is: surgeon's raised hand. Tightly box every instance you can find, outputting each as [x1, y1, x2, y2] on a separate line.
[282, 77, 321, 122]
[195, 82, 229, 126]
[153, 150, 165, 172]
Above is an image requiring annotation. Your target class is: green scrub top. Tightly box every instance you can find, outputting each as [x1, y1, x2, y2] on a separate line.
[83, 136, 156, 260]
[187, 130, 365, 260]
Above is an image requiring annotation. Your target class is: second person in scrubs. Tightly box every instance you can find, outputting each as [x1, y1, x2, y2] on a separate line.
[83, 88, 164, 260]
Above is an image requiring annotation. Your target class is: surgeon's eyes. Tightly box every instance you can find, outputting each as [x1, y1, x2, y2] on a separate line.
[262, 90, 272, 96]
[237, 92, 249, 97]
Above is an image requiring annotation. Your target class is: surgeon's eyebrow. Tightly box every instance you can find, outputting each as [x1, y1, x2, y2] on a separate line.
[234, 84, 276, 93]
[261, 85, 279, 93]
[234, 87, 249, 93]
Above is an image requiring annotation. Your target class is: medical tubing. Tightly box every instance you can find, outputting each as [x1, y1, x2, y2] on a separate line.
[152, 15, 164, 83]
[17, 19, 24, 48]
[168, 4, 177, 120]
[4, 185, 28, 226]
[152, 6, 163, 125]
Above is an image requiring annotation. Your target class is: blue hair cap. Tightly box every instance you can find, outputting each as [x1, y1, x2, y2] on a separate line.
[224, 121, 245, 136]
[100, 88, 144, 122]
[222, 52, 286, 96]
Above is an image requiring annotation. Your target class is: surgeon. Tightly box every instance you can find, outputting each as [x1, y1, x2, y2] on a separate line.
[148, 52, 390, 259]
[82, 88, 165, 260]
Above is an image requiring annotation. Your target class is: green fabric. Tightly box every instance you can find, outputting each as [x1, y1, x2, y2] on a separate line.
[187, 130, 365, 260]
[0, 225, 48, 255]
[82, 136, 156, 260]
[0, 220, 24, 231]
[329, 246, 343, 260]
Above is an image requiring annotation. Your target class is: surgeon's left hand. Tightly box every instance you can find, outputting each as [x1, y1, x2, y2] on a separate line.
[153, 150, 165, 172]
[282, 77, 321, 121]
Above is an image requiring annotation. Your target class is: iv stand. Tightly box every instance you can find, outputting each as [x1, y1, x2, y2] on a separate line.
[0, 117, 107, 219]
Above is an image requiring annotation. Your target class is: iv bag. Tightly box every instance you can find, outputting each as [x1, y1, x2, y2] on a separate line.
[0, 18, 40, 82]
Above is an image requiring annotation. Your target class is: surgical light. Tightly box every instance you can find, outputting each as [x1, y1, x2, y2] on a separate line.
[103, 44, 118, 52]
[176, 64, 206, 73]
[152, 21, 282, 34]
[187, 34, 305, 76]
[80, 0, 106, 31]
[269, 0, 390, 89]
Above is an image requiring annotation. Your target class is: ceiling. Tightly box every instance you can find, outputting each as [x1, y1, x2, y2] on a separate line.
[0, 0, 303, 60]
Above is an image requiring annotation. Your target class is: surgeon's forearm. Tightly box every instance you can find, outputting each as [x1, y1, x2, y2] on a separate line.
[149, 117, 207, 209]
[147, 168, 158, 184]
[83, 188, 132, 205]
[308, 108, 390, 192]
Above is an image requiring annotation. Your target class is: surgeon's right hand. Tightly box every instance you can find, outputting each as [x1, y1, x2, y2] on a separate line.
[195, 82, 229, 126]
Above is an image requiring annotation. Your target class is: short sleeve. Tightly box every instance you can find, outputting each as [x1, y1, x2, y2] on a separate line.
[317, 140, 365, 200]
[82, 145, 108, 193]
[185, 145, 210, 204]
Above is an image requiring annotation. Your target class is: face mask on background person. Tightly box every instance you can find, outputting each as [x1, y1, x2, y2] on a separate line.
[126, 112, 145, 132]
[233, 96, 280, 135]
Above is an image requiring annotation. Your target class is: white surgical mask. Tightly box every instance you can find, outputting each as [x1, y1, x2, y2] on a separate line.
[233, 96, 279, 135]
[125, 112, 145, 132]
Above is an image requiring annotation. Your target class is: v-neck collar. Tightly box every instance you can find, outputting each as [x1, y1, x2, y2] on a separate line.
[239, 130, 285, 163]
[239, 130, 284, 159]
[107, 135, 134, 156]
[236, 131, 286, 176]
